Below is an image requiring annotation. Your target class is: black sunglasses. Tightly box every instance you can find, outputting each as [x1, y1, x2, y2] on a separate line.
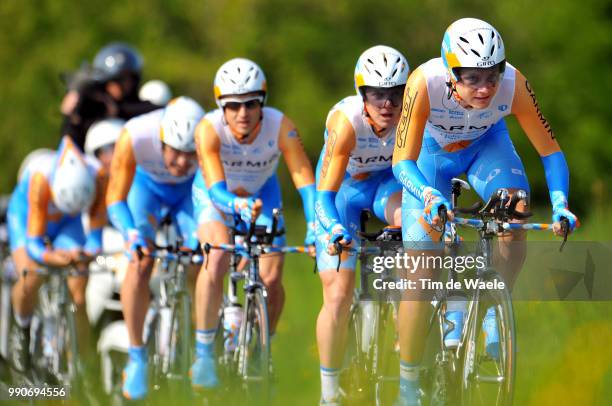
[223, 99, 262, 111]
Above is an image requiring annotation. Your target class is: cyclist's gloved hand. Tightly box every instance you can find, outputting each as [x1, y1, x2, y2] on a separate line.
[327, 223, 352, 255]
[233, 197, 260, 224]
[127, 229, 147, 253]
[552, 206, 579, 233]
[422, 187, 452, 226]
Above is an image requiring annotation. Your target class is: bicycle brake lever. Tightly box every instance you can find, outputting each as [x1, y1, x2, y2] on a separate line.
[559, 218, 569, 252]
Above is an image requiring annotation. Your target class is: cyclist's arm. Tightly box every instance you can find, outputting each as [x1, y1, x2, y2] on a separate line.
[25, 173, 52, 263]
[315, 110, 355, 232]
[85, 168, 108, 255]
[278, 116, 316, 226]
[195, 119, 238, 214]
[512, 70, 570, 210]
[391, 68, 435, 201]
[106, 129, 137, 237]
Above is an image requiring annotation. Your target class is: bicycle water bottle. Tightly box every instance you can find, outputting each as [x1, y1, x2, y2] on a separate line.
[223, 304, 243, 352]
[444, 296, 467, 348]
[360, 301, 376, 354]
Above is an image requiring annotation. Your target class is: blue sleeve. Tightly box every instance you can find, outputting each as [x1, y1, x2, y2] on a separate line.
[392, 159, 432, 202]
[108, 201, 135, 237]
[541, 151, 569, 209]
[209, 181, 237, 215]
[26, 236, 48, 264]
[315, 190, 341, 232]
[298, 184, 316, 225]
[84, 227, 103, 255]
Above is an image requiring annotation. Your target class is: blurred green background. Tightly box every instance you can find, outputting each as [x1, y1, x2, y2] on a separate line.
[0, 0, 610, 404]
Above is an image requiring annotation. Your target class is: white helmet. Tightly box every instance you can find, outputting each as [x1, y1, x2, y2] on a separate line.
[51, 139, 96, 214]
[441, 18, 506, 81]
[17, 148, 55, 182]
[160, 96, 205, 152]
[213, 58, 267, 107]
[354, 45, 410, 95]
[139, 80, 173, 105]
[85, 119, 125, 156]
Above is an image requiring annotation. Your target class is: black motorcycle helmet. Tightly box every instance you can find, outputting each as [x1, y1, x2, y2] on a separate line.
[92, 42, 143, 83]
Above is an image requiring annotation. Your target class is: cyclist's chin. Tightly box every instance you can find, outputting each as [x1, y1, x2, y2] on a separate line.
[467, 96, 493, 109]
[168, 166, 189, 177]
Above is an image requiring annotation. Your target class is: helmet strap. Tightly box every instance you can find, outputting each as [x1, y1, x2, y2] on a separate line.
[446, 77, 465, 103]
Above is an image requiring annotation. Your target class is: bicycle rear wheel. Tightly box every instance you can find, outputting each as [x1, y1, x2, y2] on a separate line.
[238, 288, 270, 401]
[461, 271, 515, 406]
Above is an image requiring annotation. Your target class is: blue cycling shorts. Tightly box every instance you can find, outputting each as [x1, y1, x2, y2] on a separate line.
[128, 168, 197, 249]
[314, 161, 402, 272]
[192, 171, 286, 246]
[402, 119, 530, 246]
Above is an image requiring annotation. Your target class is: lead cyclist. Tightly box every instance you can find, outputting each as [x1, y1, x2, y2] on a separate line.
[391, 18, 578, 405]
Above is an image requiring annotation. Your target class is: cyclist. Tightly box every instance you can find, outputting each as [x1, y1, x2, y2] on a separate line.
[106, 96, 204, 399]
[314, 45, 409, 404]
[6, 136, 106, 373]
[190, 57, 316, 389]
[392, 18, 579, 404]
[84, 118, 125, 171]
[61, 42, 160, 151]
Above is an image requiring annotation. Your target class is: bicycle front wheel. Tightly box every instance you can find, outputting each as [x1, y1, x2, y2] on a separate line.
[461, 271, 516, 406]
[166, 294, 192, 386]
[238, 288, 270, 399]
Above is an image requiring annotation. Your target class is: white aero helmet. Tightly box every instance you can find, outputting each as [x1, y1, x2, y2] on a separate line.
[51, 138, 96, 214]
[85, 119, 125, 156]
[213, 58, 267, 107]
[139, 80, 173, 106]
[354, 45, 410, 95]
[441, 18, 506, 81]
[160, 96, 205, 152]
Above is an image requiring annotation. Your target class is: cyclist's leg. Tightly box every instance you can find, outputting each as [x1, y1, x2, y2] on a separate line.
[52, 215, 93, 360]
[467, 119, 531, 288]
[315, 174, 375, 402]
[8, 195, 43, 324]
[170, 181, 200, 305]
[372, 168, 403, 226]
[467, 120, 530, 359]
[121, 172, 159, 399]
[191, 170, 231, 388]
[7, 210, 40, 372]
[253, 174, 286, 335]
[397, 146, 461, 403]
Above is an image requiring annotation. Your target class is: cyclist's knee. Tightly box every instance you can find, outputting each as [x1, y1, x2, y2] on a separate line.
[322, 279, 353, 319]
[261, 268, 283, 293]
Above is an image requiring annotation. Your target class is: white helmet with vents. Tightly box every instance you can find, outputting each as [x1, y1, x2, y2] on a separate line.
[441, 18, 506, 80]
[213, 58, 267, 107]
[354, 45, 410, 94]
[51, 138, 96, 214]
[160, 96, 205, 152]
